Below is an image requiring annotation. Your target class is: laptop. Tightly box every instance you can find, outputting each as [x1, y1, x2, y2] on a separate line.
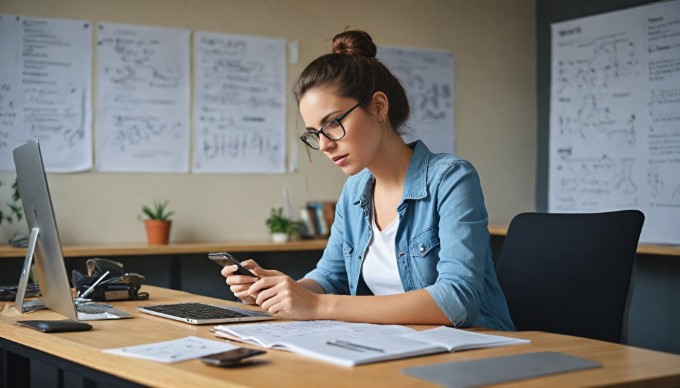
[13, 140, 131, 321]
[137, 302, 274, 325]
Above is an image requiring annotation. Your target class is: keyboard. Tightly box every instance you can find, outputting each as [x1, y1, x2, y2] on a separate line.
[141, 302, 249, 320]
[138, 302, 274, 324]
[76, 302, 132, 320]
[0, 283, 41, 301]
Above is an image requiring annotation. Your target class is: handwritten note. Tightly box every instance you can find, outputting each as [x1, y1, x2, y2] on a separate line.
[95, 23, 190, 173]
[193, 32, 286, 174]
[0, 14, 93, 172]
[378, 46, 455, 154]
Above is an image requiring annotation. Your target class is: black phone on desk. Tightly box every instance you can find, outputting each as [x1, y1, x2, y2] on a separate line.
[201, 348, 266, 367]
[208, 252, 257, 277]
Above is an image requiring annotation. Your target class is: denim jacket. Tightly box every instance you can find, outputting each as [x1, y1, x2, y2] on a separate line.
[304, 141, 514, 331]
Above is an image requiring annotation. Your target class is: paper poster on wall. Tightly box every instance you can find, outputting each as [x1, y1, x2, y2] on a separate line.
[0, 14, 93, 172]
[378, 46, 455, 154]
[96, 23, 190, 173]
[549, 0, 680, 244]
[193, 32, 286, 174]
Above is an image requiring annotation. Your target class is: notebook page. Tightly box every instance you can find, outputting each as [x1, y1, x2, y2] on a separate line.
[214, 320, 415, 348]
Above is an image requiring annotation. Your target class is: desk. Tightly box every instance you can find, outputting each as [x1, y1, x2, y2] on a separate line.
[2, 286, 680, 387]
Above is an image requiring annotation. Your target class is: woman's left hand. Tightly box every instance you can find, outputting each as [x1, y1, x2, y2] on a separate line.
[248, 276, 321, 320]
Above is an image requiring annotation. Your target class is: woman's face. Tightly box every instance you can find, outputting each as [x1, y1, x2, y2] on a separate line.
[299, 87, 383, 176]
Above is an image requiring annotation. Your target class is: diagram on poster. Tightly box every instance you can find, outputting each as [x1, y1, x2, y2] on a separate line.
[549, 0, 680, 244]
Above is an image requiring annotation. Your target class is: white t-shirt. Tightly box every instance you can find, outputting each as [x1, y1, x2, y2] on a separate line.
[362, 212, 404, 295]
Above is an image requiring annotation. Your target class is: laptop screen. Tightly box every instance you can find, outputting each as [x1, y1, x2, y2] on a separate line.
[13, 140, 78, 320]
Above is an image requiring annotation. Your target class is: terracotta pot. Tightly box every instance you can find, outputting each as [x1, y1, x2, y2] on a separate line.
[144, 220, 171, 245]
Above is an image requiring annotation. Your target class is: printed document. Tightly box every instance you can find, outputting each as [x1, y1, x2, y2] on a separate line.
[103, 336, 238, 363]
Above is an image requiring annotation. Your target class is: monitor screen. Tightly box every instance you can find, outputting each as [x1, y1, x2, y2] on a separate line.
[13, 140, 78, 320]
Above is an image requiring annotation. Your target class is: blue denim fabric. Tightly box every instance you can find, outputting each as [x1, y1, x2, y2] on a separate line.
[304, 140, 515, 331]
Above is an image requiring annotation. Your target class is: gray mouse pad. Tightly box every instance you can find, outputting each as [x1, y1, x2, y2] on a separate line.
[402, 351, 600, 388]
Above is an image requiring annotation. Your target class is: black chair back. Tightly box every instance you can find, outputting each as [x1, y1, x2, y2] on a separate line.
[495, 210, 644, 343]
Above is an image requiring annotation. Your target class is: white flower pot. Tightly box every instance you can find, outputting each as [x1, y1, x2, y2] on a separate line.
[271, 232, 288, 243]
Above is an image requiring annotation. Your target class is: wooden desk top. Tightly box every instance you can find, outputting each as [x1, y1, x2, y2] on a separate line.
[2, 286, 680, 387]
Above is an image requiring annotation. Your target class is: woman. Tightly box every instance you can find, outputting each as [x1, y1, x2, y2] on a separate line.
[222, 30, 514, 330]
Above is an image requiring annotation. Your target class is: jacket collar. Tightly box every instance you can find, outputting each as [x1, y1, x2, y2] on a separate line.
[352, 140, 430, 207]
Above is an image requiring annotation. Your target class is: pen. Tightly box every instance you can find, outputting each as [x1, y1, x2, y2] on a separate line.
[326, 340, 364, 352]
[78, 271, 110, 300]
[326, 340, 384, 353]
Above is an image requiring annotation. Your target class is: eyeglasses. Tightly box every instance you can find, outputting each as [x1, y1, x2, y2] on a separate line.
[299, 96, 368, 150]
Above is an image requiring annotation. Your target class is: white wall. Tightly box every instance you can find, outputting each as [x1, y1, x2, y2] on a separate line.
[0, 0, 536, 244]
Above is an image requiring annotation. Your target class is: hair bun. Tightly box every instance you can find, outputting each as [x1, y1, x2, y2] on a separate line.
[331, 30, 377, 58]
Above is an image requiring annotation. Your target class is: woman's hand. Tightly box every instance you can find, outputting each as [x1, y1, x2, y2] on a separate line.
[221, 259, 283, 304]
[248, 275, 322, 320]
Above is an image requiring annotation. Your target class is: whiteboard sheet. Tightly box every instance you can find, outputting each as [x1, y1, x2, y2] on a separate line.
[96, 23, 191, 173]
[0, 14, 93, 172]
[549, 0, 680, 244]
[378, 46, 455, 154]
[193, 32, 286, 174]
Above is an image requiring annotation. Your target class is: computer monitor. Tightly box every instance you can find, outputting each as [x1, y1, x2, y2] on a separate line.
[13, 139, 78, 320]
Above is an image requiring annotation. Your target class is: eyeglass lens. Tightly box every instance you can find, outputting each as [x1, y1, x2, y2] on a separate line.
[302, 121, 344, 149]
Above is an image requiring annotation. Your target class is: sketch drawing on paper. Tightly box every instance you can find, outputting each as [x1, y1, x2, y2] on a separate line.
[378, 46, 454, 154]
[553, 147, 638, 211]
[0, 82, 15, 149]
[194, 33, 286, 173]
[0, 15, 93, 172]
[99, 36, 183, 90]
[96, 24, 190, 172]
[554, 38, 640, 145]
[23, 84, 87, 148]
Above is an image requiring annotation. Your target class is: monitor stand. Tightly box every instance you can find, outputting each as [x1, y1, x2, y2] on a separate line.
[15, 227, 46, 313]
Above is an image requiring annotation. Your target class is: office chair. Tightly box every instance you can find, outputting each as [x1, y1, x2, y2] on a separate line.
[495, 210, 644, 343]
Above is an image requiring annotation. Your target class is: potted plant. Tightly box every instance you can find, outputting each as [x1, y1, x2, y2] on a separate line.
[265, 207, 299, 243]
[140, 199, 175, 245]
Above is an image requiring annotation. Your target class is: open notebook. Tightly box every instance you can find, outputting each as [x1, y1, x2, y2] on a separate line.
[213, 320, 530, 367]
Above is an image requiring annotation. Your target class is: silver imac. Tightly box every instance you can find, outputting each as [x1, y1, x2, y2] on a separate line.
[13, 139, 78, 320]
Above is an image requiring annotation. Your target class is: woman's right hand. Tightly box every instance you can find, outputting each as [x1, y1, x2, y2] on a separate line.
[221, 259, 284, 304]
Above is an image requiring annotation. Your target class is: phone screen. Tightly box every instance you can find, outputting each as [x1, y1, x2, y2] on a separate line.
[200, 348, 266, 366]
[208, 252, 257, 277]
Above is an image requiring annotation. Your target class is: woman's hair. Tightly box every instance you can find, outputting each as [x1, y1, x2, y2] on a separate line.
[293, 30, 410, 133]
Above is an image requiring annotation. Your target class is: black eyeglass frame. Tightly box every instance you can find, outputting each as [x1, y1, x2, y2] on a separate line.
[299, 95, 370, 150]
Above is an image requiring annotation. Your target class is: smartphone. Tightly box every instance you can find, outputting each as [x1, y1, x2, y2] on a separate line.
[208, 252, 257, 277]
[200, 348, 266, 367]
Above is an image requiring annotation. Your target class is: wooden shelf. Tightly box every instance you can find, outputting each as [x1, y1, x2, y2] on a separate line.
[1, 225, 678, 259]
[0, 239, 328, 259]
[488, 225, 680, 256]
